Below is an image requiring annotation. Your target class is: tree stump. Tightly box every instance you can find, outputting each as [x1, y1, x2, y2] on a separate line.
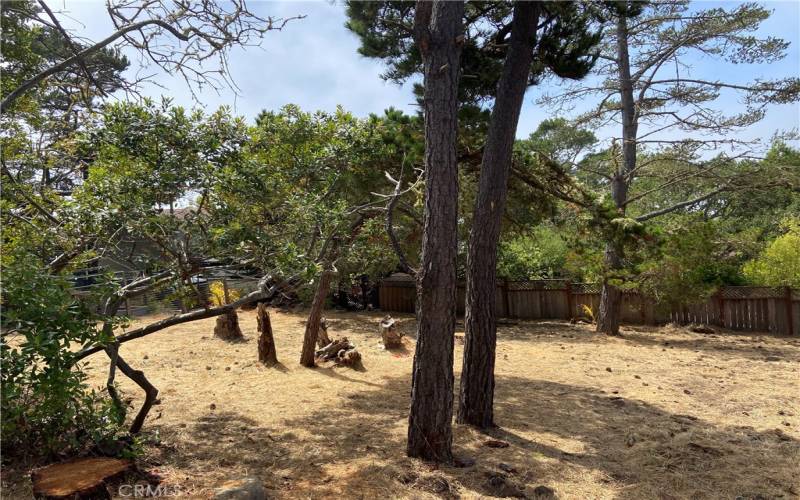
[31, 457, 131, 499]
[317, 317, 332, 349]
[257, 303, 278, 366]
[214, 310, 243, 341]
[380, 316, 403, 348]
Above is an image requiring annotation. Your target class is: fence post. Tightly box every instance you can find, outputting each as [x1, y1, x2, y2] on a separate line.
[502, 278, 511, 319]
[565, 281, 573, 320]
[786, 286, 795, 336]
[717, 292, 725, 329]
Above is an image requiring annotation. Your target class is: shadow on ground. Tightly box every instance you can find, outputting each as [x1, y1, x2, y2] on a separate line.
[145, 370, 799, 499]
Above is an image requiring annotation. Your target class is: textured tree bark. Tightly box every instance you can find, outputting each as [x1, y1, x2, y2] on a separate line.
[597, 14, 636, 336]
[459, 1, 541, 429]
[214, 310, 243, 341]
[407, 0, 464, 463]
[300, 269, 333, 367]
[257, 303, 278, 366]
[597, 243, 624, 336]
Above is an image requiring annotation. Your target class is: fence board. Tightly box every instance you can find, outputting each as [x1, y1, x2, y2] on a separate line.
[378, 279, 797, 335]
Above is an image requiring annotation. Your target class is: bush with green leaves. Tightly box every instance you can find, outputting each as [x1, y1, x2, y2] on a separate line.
[743, 218, 800, 289]
[0, 251, 123, 461]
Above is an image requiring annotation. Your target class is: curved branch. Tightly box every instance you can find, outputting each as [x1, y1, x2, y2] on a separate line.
[635, 186, 727, 222]
[73, 280, 280, 362]
[386, 181, 417, 276]
[1, 18, 188, 112]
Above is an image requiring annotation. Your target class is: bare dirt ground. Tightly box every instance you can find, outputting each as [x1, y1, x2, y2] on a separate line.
[5, 309, 800, 499]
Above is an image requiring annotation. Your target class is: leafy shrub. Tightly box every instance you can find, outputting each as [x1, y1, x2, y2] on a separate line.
[1, 254, 123, 461]
[209, 280, 241, 306]
[743, 218, 800, 288]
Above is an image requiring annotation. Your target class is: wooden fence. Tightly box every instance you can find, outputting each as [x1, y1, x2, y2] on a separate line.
[378, 277, 799, 336]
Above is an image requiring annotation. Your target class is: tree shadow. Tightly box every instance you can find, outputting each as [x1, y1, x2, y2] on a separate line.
[143, 411, 295, 496]
[272, 374, 799, 499]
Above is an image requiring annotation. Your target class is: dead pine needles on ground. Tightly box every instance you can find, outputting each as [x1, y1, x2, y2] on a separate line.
[4, 309, 799, 499]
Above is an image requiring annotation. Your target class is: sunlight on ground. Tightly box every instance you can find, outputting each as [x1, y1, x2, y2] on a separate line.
[8, 310, 800, 499]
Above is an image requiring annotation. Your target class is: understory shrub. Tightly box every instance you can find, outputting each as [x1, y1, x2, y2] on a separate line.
[1, 254, 124, 462]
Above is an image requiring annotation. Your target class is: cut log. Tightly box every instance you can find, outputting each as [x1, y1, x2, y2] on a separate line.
[315, 337, 353, 361]
[256, 303, 278, 366]
[315, 336, 362, 368]
[339, 349, 361, 367]
[214, 310, 243, 341]
[31, 457, 131, 499]
[380, 316, 403, 348]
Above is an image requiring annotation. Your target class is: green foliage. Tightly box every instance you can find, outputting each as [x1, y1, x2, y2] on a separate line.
[497, 226, 569, 280]
[345, 1, 601, 105]
[743, 219, 800, 288]
[1, 250, 122, 461]
[637, 218, 747, 306]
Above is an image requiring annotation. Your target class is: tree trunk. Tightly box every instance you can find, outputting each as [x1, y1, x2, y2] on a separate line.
[214, 310, 243, 341]
[597, 14, 637, 336]
[596, 243, 624, 336]
[407, 0, 464, 463]
[300, 269, 333, 367]
[459, 1, 540, 429]
[257, 303, 278, 366]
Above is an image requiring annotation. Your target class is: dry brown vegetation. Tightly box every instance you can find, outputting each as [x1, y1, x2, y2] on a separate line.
[4, 309, 800, 499]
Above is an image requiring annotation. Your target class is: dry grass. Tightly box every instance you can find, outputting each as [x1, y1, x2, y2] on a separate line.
[4, 309, 800, 499]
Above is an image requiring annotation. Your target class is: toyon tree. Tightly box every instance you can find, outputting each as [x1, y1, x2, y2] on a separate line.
[541, 0, 800, 336]
[1, 0, 300, 455]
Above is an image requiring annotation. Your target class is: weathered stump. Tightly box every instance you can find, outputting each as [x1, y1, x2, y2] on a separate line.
[257, 303, 278, 366]
[339, 349, 362, 367]
[317, 317, 332, 349]
[214, 310, 243, 341]
[31, 457, 131, 499]
[380, 316, 403, 348]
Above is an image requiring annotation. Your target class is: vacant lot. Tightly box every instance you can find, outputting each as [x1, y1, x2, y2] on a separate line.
[7, 309, 800, 499]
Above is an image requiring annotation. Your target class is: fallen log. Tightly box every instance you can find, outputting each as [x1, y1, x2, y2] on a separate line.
[315, 337, 353, 360]
[31, 457, 131, 499]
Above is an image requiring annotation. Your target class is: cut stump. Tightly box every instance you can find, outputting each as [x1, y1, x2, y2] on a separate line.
[31, 457, 131, 499]
[317, 317, 332, 349]
[214, 310, 243, 341]
[380, 316, 403, 348]
[256, 303, 278, 366]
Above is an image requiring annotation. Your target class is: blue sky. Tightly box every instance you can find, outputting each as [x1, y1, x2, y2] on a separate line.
[62, 1, 799, 147]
